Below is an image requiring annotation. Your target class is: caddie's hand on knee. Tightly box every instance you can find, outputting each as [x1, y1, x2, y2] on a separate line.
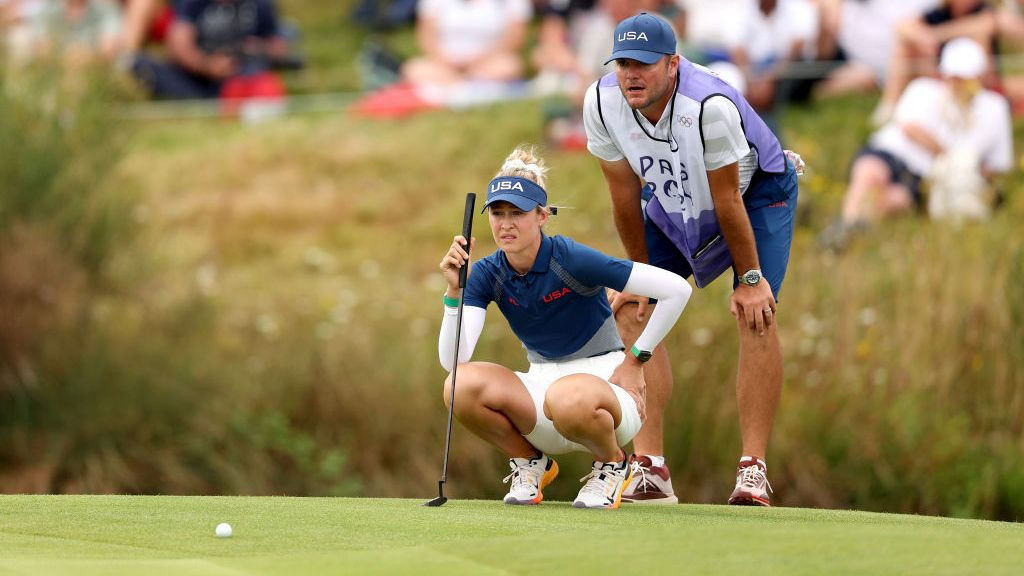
[609, 362, 646, 422]
[730, 281, 776, 336]
[607, 288, 649, 322]
[439, 235, 475, 292]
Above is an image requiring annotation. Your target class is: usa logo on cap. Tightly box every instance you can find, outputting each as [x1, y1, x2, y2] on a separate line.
[605, 12, 677, 65]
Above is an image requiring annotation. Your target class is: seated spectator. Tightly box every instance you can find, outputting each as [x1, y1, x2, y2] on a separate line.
[734, 0, 820, 115]
[812, 0, 941, 99]
[872, 0, 998, 125]
[996, 0, 1024, 113]
[675, 0, 818, 131]
[1, 0, 47, 63]
[530, 0, 599, 96]
[114, 0, 174, 60]
[536, 0, 664, 149]
[7, 0, 121, 65]
[400, 0, 532, 87]
[675, 0, 751, 62]
[819, 38, 1012, 250]
[131, 0, 295, 100]
[351, 0, 417, 30]
[531, 0, 660, 96]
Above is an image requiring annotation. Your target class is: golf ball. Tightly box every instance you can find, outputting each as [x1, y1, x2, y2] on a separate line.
[215, 522, 232, 538]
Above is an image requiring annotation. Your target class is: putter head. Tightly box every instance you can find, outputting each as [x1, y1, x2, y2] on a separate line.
[424, 480, 448, 506]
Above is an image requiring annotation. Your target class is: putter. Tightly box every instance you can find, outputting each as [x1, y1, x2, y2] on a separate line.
[425, 192, 476, 507]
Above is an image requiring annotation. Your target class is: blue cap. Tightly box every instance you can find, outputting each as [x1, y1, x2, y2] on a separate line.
[481, 176, 547, 213]
[605, 12, 676, 65]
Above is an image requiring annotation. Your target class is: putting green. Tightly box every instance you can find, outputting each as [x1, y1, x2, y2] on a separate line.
[1, 496, 1021, 575]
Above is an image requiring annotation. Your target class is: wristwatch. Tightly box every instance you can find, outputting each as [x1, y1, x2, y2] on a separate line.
[630, 345, 653, 363]
[738, 269, 763, 287]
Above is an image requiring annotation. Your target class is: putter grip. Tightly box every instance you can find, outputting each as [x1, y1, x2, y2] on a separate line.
[458, 193, 476, 288]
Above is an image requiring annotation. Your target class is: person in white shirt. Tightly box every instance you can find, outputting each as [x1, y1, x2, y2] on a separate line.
[820, 37, 1013, 249]
[401, 0, 532, 87]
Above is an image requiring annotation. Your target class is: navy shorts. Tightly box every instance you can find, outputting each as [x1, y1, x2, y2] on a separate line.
[644, 160, 799, 299]
[853, 146, 924, 207]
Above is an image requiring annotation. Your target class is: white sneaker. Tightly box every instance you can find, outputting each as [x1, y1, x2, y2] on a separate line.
[502, 454, 558, 505]
[622, 455, 678, 505]
[572, 457, 633, 509]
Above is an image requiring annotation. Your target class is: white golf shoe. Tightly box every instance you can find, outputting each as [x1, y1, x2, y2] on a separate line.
[572, 457, 633, 509]
[502, 454, 558, 505]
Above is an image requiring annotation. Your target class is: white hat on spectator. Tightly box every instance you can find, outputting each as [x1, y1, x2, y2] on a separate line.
[939, 37, 987, 79]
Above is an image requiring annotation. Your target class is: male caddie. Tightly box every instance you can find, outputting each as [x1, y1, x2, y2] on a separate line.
[582, 12, 800, 506]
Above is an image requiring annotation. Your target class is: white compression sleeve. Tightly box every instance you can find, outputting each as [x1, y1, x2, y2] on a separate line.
[622, 263, 692, 352]
[438, 304, 486, 372]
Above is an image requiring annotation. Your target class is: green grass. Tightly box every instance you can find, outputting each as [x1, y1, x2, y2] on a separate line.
[2, 496, 1023, 575]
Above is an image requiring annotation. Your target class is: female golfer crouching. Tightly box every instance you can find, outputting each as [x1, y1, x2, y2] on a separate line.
[438, 146, 691, 509]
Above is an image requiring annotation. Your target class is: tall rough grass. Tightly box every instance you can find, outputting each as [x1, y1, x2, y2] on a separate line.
[0, 64, 356, 496]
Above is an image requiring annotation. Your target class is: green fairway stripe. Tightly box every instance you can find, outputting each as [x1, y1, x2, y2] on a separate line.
[1, 496, 1022, 575]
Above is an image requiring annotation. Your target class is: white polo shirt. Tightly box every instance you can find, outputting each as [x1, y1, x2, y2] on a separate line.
[871, 77, 1014, 177]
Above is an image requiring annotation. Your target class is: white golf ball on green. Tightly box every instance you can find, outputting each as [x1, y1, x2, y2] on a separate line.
[215, 522, 232, 538]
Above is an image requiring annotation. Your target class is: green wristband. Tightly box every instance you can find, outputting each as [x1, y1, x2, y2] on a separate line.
[630, 345, 653, 363]
[443, 293, 460, 308]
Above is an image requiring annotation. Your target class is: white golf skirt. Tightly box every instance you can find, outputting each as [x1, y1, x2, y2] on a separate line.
[516, 351, 642, 455]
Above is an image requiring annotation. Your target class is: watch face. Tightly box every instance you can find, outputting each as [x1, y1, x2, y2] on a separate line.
[743, 270, 761, 285]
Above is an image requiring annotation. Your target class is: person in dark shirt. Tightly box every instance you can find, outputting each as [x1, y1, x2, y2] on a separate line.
[131, 0, 292, 100]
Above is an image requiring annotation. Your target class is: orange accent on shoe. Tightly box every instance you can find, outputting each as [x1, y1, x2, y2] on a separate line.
[530, 460, 560, 504]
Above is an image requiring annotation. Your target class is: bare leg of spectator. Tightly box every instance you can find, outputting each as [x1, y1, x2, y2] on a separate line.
[119, 0, 160, 55]
[467, 52, 523, 83]
[879, 184, 915, 218]
[402, 56, 464, 86]
[814, 62, 880, 98]
[841, 155, 891, 225]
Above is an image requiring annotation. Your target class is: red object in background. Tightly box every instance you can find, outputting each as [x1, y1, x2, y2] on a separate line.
[350, 83, 439, 119]
[219, 72, 287, 117]
[148, 5, 175, 43]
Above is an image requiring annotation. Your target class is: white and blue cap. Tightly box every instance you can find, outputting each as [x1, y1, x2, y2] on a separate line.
[481, 176, 547, 212]
[605, 12, 676, 65]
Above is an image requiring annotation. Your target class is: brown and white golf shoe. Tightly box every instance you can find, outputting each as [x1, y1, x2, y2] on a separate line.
[728, 457, 772, 507]
[621, 455, 678, 505]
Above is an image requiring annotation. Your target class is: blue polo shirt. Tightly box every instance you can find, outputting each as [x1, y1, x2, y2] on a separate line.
[464, 234, 633, 362]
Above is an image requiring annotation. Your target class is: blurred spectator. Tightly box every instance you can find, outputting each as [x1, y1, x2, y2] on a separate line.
[351, 0, 417, 30]
[131, 0, 297, 100]
[535, 0, 663, 149]
[530, 0, 659, 96]
[735, 0, 819, 115]
[675, 0, 750, 61]
[820, 38, 1012, 250]
[813, 0, 941, 98]
[996, 0, 1024, 112]
[706, 60, 747, 93]
[530, 0, 599, 96]
[400, 0, 532, 87]
[1, 0, 46, 63]
[872, 0, 998, 126]
[115, 0, 174, 59]
[5, 0, 121, 65]
[675, 0, 819, 130]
